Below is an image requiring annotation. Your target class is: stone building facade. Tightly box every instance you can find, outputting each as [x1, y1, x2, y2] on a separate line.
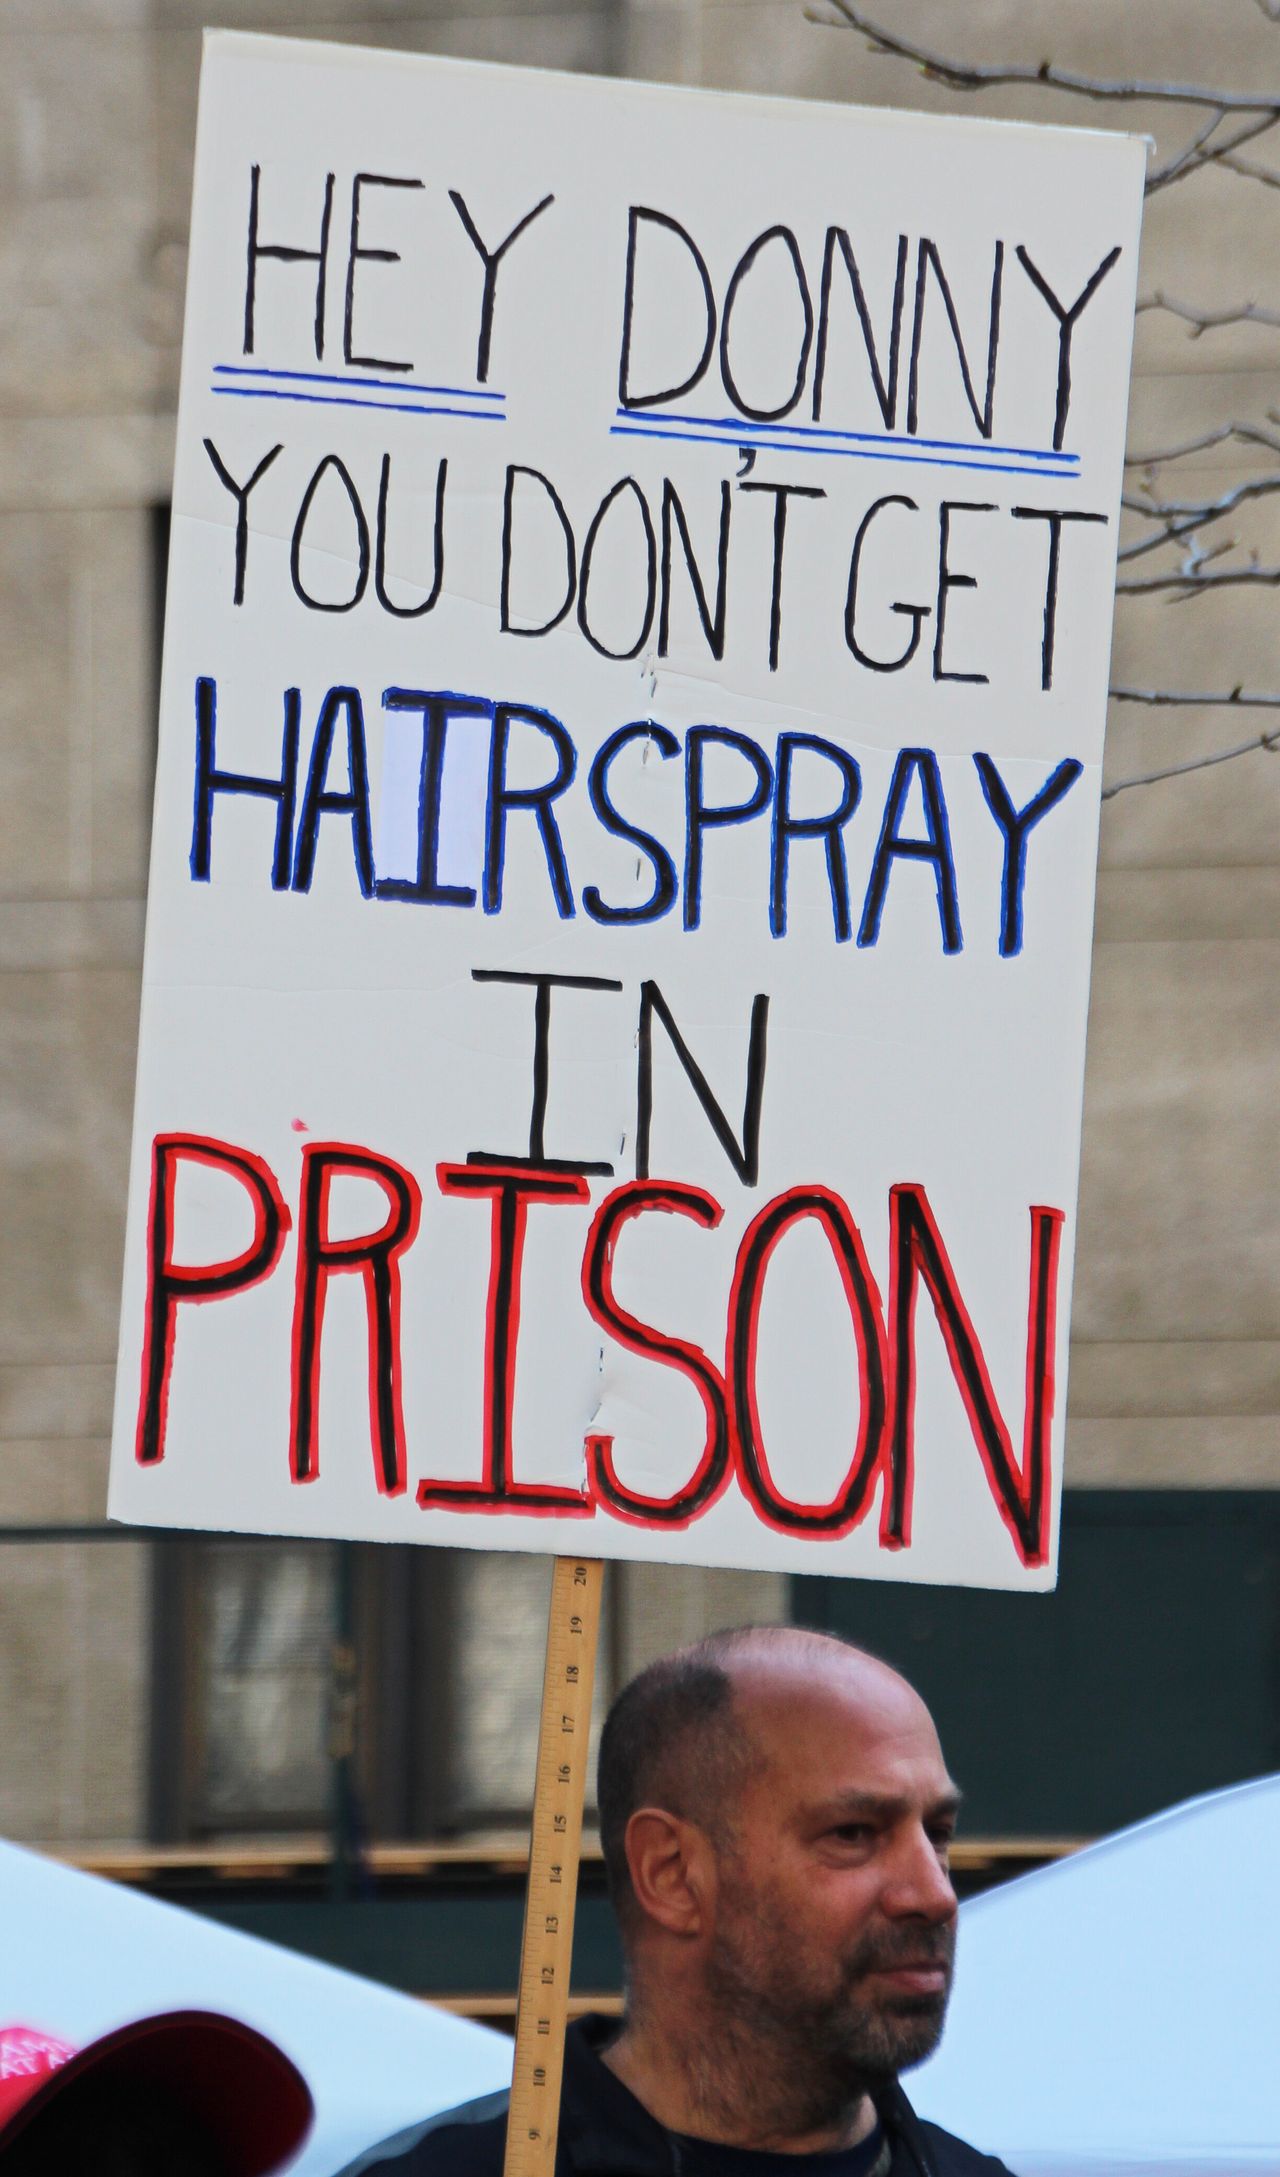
[1, 0, 1277, 1844]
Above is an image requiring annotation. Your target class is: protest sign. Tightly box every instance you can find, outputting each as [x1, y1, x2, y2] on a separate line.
[108, 33, 1144, 1592]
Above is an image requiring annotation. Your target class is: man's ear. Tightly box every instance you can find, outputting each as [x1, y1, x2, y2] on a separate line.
[623, 1806, 713, 1938]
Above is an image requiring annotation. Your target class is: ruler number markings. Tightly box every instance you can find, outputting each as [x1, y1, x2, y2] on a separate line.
[506, 1558, 605, 2177]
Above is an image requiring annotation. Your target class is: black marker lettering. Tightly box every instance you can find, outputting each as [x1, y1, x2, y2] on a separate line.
[858, 748, 962, 955]
[771, 732, 862, 942]
[738, 478, 825, 672]
[484, 703, 577, 917]
[583, 1180, 731, 1528]
[291, 685, 374, 898]
[290, 454, 371, 614]
[418, 1164, 594, 1516]
[1016, 245, 1122, 451]
[618, 208, 716, 410]
[344, 173, 423, 373]
[467, 969, 623, 1175]
[813, 230, 909, 430]
[844, 493, 930, 672]
[577, 478, 656, 662]
[583, 723, 680, 926]
[449, 190, 554, 383]
[933, 499, 995, 684]
[501, 466, 577, 638]
[683, 726, 773, 929]
[636, 980, 769, 1187]
[244, 164, 334, 358]
[202, 440, 283, 607]
[973, 752, 1083, 957]
[1010, 505, 1108, 689]
[660, 478, 731, 662]
[908, 239, 1004, 440]
[190, 676, 299, 891]
[374, 454, 447, 619]
[719, 226, 814, 423]
[373, 689, 488, 909]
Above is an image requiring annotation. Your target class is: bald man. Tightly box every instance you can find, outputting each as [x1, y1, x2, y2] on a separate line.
[346, 1627, 1013, 2177]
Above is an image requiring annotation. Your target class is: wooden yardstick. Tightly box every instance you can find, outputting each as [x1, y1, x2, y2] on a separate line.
[503, 1555, 605, 2177]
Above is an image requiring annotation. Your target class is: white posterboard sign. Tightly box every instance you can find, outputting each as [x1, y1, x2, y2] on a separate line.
[108, 33, 1145, 1590]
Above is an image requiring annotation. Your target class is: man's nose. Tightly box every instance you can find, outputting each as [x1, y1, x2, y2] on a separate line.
[882, 1827, 959, 1922]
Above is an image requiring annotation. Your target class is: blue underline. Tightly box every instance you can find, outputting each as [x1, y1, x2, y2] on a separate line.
[215, 363, 503, 402]
[610, 422, 1075, 478]
[616, 409, 1076, 465]
[210, 386, 504, 421]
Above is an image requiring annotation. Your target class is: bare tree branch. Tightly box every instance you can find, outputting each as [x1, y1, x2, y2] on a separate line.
[1144, 107, 1228, 192]
[1116, 523, 1207, 564]
[1117, 521, 1221, 565]
[1146, 109, 1280, 193]
[1102, 727, 1280, 798]
[1218, 149, 1280, 185]
[1118, 472, 1280, 560]
[811, 1, 1280, 110]
[1110, 685, 1280, 707]
[1122, 475, 1280, 524]
[1118, 562, 1280, 595]
[818, 3, 1280, 807]
[1105, 692, 1280, 799]
[1125, 421, 1280, 466]
[1137, 289, 1280, 336]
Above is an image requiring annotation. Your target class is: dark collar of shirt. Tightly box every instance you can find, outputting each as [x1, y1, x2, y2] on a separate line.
[670, 2122, 889, 2177]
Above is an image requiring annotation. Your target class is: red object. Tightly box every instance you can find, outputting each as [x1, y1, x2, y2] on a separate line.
[0, 2011, 312, 2173]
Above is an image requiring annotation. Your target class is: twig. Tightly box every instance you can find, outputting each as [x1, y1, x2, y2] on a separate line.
[1109, 685, 1280, 706]
[1137, 290, 1280, 336]
[1218, 150, 1280, 186]
[1147, 109, 1280, 193]
[1105, 690, 1280, 802]
[806, 0, 1280, 805]
[811, 1, 1280, 111]
[1117, 562, 1280, 595]
[1122, 476, 1280, 523]
[1118, 473, 1280, 560]
[1144, 107, 1227, 191]
[1102, 727, 1280, 798]
[1124, 421, 1280, 466]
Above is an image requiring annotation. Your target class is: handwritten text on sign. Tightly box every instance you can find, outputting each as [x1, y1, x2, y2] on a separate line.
[108, 36, 1145, 1588]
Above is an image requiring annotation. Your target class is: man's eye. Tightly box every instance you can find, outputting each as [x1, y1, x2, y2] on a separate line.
[833, 1823, 874, 1844]
[928, 1825, 956, 1851]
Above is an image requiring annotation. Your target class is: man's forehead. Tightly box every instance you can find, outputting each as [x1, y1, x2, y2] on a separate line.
[722, 1635, 946, 1768]
[723, 1631, 922, 1712]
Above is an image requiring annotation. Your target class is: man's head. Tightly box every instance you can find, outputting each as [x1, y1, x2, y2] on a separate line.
[597, 1626, 960, 2116]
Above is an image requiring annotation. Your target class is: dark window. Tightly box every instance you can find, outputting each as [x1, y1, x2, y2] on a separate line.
[149, 1539, 612, 1843]
[793, 1489, 1280, 1836]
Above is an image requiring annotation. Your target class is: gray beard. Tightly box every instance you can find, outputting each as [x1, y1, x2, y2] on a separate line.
[693, 1915, 956, 2142]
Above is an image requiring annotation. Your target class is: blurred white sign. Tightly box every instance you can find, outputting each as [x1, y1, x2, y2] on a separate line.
[109, 33, 1144, 1588]
[912, 1772, 1280, 2173]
